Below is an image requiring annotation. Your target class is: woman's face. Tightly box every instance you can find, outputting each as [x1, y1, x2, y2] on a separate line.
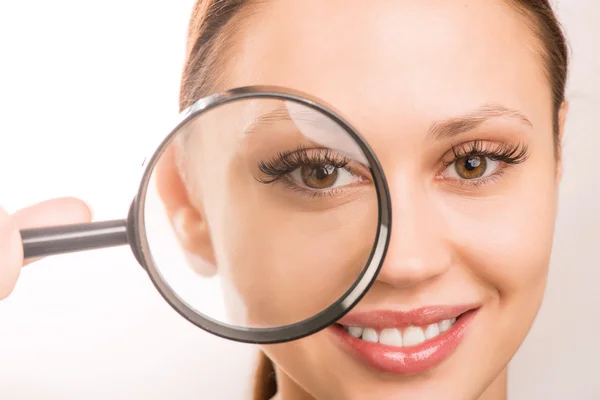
[169, 0, 567, 398]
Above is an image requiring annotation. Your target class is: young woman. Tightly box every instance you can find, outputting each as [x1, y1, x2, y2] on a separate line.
[0, 1, 569, 399]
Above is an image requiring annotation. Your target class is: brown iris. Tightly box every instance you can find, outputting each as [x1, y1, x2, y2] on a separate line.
[300, 164, 338, 188]
[455, 156, 487, 179]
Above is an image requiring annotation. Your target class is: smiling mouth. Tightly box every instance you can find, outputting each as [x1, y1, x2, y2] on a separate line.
[337, 314, 461, 348]
[330, 306, 480, 375]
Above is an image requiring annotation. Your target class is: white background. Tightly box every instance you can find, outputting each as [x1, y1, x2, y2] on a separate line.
[0, 1, 597, 399]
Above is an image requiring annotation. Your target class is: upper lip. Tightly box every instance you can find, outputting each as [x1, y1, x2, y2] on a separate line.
[336, 304, 479, 330]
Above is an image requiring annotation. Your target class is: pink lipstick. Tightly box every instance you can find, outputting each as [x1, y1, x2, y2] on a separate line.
[330, 305, 479, 375]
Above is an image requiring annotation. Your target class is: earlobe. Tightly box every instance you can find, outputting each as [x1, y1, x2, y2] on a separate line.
[172, 207, 218, 276]
[154, 144, 217, 277]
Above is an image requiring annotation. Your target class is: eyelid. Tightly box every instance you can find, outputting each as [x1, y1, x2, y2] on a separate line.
[440, 140, 488, 165]
[439, 139, 528, 167]
[342, 160, 373, 181]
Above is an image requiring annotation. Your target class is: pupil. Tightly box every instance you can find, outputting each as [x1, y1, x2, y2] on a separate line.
[465, 157, 481, 171]
[314, 166, 331, 180]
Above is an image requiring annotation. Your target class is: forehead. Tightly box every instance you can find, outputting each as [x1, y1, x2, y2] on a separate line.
[223, 0, 551, 132]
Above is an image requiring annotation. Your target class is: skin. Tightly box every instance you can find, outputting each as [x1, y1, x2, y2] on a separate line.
[156, 0, 569, 399]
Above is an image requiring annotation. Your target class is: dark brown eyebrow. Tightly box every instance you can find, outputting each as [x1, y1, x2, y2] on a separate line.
[427, 104, 533, 141]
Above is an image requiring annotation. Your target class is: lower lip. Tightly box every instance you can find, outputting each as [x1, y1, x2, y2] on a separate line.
[330, 309, 478, 375]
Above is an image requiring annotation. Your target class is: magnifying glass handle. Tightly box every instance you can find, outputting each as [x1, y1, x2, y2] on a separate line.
[20, 220, 129, 260]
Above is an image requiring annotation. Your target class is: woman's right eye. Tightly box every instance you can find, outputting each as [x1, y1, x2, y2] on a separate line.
[288, 164, 362, 191]
[255, 148, 372, 198]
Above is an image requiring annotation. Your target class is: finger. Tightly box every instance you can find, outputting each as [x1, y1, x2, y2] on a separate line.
[13, 197, 92, 229]
[0, 207, 23, 299]
[12, 197, 92, 266]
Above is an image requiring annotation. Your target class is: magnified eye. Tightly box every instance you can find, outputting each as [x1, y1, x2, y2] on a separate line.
[445, 156, 501, 180]
[289, 164, 358, 190]
[256, 147, 369, 197]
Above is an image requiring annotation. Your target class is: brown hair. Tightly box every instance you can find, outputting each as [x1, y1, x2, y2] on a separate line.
[179, 1, 569, 399]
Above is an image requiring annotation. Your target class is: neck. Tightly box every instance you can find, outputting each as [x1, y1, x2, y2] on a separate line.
[272, 367, 508, 400]
[478, 368, 508, 400]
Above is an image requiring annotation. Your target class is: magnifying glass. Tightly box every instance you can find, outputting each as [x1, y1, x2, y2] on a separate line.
[19, 86, 392, 344]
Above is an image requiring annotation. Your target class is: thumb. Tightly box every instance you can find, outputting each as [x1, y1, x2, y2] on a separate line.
[13, 197, 92, 229]
[13, 197, 93, 265]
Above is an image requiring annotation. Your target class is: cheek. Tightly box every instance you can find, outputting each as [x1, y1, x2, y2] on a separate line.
[214, 188, 378, 328]
[442, 170, 558, 295]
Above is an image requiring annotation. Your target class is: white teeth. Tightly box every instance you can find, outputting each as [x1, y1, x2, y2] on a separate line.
[424, 323, 440, 340]
[343, 317, 458, 347]
[403, 326, 426, 347]
[379, 328, 403, 347]
[438, 319, 453, 333]
[362, 328, 379, 343]
[347, 326, 364, 338]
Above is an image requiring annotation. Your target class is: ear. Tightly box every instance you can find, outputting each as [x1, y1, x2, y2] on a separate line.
[154, 143, 217, 277]
[555, 100, 569, 182]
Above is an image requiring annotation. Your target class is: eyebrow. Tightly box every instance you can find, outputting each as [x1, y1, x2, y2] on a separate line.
[245, 103, 533, 141]
[244, 106, 326, 136]
[427, 104, 533, 141]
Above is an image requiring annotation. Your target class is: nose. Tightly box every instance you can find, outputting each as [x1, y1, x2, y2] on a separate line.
[376, 177, 452, 289]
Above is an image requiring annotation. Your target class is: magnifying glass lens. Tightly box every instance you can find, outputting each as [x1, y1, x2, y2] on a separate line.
[144, 96, 380, 332]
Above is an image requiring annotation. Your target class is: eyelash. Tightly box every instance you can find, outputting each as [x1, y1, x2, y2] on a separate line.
[440, 140, 529, 187]
[256, 146, 358, 198]
[256, 140, 529, 195]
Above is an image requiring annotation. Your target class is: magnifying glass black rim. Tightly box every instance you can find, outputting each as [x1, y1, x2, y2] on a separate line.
[130, 85, 392, 344]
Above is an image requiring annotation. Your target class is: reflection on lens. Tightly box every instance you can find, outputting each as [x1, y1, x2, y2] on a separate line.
[143, 97, 379, 331]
